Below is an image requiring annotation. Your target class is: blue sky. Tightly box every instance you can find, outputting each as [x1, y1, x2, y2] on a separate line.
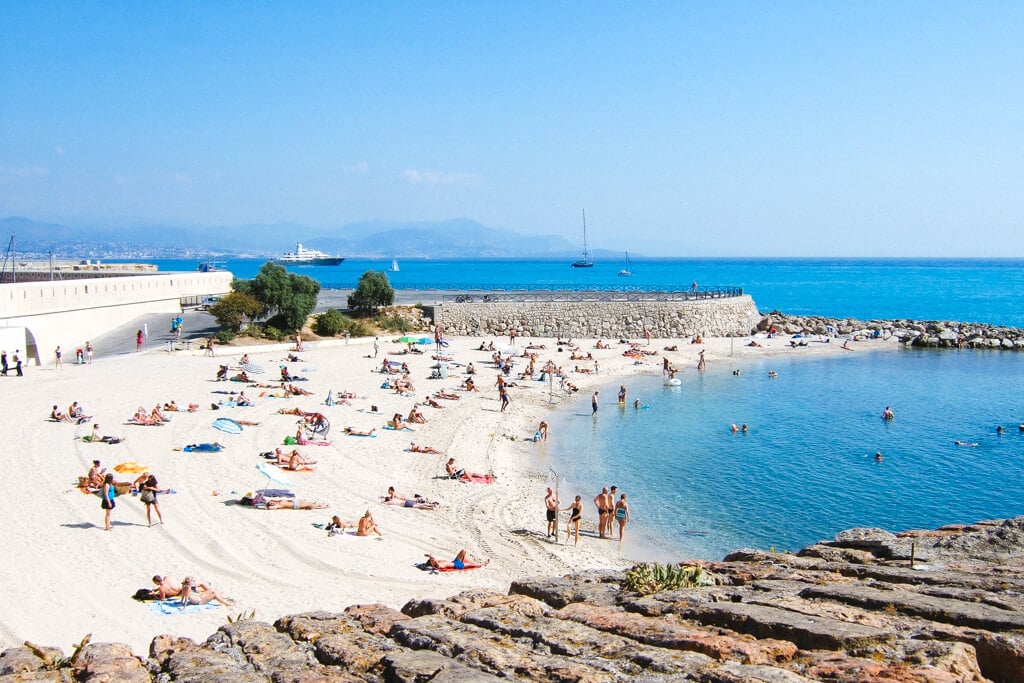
[2, 2, 1022, 256]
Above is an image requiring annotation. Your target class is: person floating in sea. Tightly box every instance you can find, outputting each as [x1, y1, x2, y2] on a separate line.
[882, 406, 895, 421]
[875, 452, 884, 462]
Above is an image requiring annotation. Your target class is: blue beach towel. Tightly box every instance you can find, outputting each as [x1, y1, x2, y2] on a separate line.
[148, 599, 221, 616]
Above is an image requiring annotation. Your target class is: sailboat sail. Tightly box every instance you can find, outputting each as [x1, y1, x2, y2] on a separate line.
[618, 251, 632, 277]
[571, 210, 594, 268]
[390, 258, 400, 272]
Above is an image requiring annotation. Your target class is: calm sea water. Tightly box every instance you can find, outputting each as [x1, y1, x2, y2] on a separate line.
[549, 348, 1024, 560]
[129, 257, 1024, 327]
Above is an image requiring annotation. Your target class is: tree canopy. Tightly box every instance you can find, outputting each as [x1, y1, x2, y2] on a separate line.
[208, 292, 262, 332]
[233, 262, 320, 331]
[347, 270, 395, 314]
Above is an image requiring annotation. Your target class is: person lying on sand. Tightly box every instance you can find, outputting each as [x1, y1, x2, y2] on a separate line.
[409, 442, 443, 454]
[265, 498, 328, 510]
[179, 576, 234, 608]
[344, 427, 377, 436]
[434, 390, 460, 400]
[286, 382, 313, 396]
[131, 407, 158, 425]
[231, 371, 250, 382]
[150, 575, 183, 600]
[423, 397, 444, 409]
[462, 377, 479, 392]
[445, 458, 495, 482]
[425, 550, 488, 571]
[356, 511, 383, 537]
[275, 447, 316, 470]
[325, 515, 351, 535]
[382, 486, 438, 509]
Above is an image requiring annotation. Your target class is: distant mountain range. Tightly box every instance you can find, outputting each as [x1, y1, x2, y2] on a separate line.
[0, 216, 630, 259]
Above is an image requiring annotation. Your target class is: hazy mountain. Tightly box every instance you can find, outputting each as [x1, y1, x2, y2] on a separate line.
[0, 216, 617, 258]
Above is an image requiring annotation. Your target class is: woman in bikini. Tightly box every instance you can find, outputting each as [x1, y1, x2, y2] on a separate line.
[563, 495, 583, 545]
[425, 549, 488, 570]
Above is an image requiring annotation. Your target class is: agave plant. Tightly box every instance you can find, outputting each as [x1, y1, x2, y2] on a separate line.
[624, 562, 715, 595]
[226, 609, 257, 624]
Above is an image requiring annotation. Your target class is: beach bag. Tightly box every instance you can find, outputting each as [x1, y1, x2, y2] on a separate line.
[140, 490, 156, 504]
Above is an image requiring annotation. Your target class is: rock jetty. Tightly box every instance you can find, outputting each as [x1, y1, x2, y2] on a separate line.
[4, 518, 1024, 681]
[759, 311, 1024, 350]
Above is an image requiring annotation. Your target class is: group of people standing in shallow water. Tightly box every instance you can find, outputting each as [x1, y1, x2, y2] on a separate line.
[545, 485, 630, 546]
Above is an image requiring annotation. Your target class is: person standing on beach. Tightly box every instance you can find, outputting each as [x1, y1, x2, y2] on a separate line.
[644, 328, 652, 345]
[373, 337, 379, 358]
[614, 493, 630, 542]
[1, 350, 7, 376]
[592, 391, 599, 415]
[697, 349, 706, 372]
[13, 352, 23, 376]
[564, 495, 583, 545]
[101, 473, 116, 530]
[85, 341, 94, 364]
[544, 488, 560, 538]
[499, 385, 510, 412]
[54, 346, 63, 369]
[509, 329, 516, 346]
[136, 329, 144, 352]
[605, 486, 618, 537]
[139, 474, 169, 527]
[594, 487, 609, 539]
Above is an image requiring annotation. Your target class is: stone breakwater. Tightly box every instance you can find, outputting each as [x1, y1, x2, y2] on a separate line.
[759, 311, 1024, 350]
[437, 295, 762, 339]
[5, 519, 1024, 682]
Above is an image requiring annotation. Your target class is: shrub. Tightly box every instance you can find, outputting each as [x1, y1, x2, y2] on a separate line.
[236, 262, 320, 331]
[374, 313, 413, 333]
[214, 329, 236, 344]
[623, 563, 714, 595]
[314, 309, 346, 337]
[262, 325, 288, 342]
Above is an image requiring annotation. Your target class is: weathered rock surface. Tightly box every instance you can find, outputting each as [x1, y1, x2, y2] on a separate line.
[6, 517, 1024, 681]
[758, 310, 1024, 350]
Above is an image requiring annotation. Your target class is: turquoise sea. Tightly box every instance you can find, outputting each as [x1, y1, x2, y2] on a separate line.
[135, 256, 1024, 557]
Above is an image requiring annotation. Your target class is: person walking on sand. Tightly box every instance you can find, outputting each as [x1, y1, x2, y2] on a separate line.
[545, 487, 560, 538]
[54, 346, 63, 369]
[614, 493, 630, 542]
[564, 495, 583, 545]
[13, 351, 23, 376]
[500, 385, 510, 412]
[136, 329, 144, 352]
[100, 473, 116, 530]
[86, 341, 94, 364]
[592, 391, 599, 416]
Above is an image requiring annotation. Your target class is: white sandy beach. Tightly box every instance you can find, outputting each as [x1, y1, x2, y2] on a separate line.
[0, 330, 893, 653]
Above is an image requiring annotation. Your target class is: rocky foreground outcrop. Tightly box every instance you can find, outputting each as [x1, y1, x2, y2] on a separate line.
[5, 519, 1024, 682]
[758, 312, 1024, 350]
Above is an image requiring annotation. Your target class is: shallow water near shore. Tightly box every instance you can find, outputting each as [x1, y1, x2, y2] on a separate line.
[550, 348, 1024, 560]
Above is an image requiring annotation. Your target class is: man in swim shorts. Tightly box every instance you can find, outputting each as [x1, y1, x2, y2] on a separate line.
[592, 391, 599, 415]
[545, 487, 560, 537]
[594, 487, 609, 539]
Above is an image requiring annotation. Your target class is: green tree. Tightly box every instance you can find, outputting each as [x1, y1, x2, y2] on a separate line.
[314, 309, 346, 337]
[348, 270, 395, 314]
[236, 262, 321, 331]
[208, 292, 262, 332]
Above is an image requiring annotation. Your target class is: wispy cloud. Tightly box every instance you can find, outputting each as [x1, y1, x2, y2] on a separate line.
[401, 169, 479, 186]
[0, 165, 49, 179]
[169, 172, 192, 186]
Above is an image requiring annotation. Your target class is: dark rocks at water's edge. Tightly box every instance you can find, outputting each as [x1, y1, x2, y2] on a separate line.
[6, 520, 1024, 681]
[759, 311, 1024, 350]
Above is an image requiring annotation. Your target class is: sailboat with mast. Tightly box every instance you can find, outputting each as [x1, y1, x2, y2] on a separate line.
[389, 257, 400, 272]
[617, 251, 632, 277]
[571, 209, 594, 268]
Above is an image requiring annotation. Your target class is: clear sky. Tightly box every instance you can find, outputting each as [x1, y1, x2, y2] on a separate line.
[2, 2, 1023, 256]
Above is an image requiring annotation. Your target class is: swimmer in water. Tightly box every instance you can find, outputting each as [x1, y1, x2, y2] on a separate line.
[633, 399, 641, 410]
[874, 452, 883, 462]
[730, 424, 739, 433]
[996, 425, 1004, 434]
[954, 441, 979, 447]
[882, 406, 895, 421]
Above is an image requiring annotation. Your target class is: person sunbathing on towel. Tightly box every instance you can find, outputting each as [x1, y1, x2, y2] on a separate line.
[445, 458, 495, 482]
[132, 406, 156, 425]
[344, 426, 376, 436]
[83, 424, 123, 444]
[409, 442, 443, 454]
[435, 390, 460, 400]
[462, 377, 479, 392]
[390, 414, 413, 431]
[356, 511, 383, 537]
[179, 576, 234, 608]
[424, 397, 444, 409]
[407, 406, 427, 424]
[287, 383, 313, 396]
[325, 515, 352, 535]
[249, 497, 327, 510]
[278, 407, 312, 416]
[51, 405, 72, 423]
[231, 370, 250, 382]
[150, 575, 183, 600]
[425, 550, 488, 571]
[275, 447, 316, 470]
[162, 400, 179, 412]
[150, 405, 169, 423]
